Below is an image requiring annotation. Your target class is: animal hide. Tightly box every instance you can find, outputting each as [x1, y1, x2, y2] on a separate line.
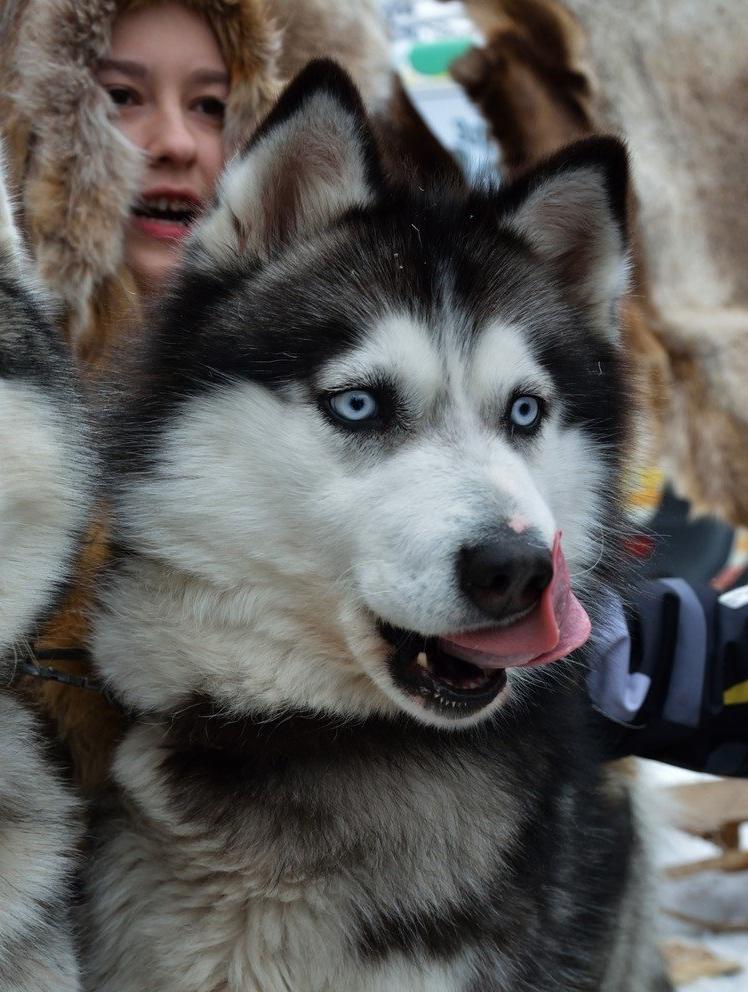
[452, 0, 748, 525]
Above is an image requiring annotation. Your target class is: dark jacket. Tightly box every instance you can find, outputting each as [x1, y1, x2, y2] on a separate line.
[589, 579, 748, 775]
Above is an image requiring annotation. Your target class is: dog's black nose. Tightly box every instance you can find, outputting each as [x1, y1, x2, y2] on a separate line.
[459, 533, 553, 621]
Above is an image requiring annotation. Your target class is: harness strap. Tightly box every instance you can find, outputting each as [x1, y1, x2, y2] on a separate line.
[3, 646, 122, 708]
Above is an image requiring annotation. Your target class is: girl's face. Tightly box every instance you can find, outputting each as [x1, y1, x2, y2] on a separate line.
[97, 2, 229, 289]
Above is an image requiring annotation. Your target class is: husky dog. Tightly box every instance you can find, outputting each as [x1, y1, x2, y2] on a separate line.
[0, 150, 91, 991]
[85, 61, 670, 992]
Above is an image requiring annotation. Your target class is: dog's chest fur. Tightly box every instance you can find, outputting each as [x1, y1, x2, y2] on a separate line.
[85, 694, 634, 992]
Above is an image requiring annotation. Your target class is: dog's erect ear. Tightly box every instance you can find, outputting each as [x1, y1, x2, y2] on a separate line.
[196, 60, 383, 264]
[501, 137, 630, 334]
[0, 142, 29, 278]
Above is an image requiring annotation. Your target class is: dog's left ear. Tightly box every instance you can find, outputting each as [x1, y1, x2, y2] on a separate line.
[196, 60, 383, 264]
[501, 138, 630, 336]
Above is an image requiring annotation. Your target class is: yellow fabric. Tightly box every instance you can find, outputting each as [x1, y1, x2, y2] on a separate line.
[623, 465, 666, 522]
[724, 680, 748, 706]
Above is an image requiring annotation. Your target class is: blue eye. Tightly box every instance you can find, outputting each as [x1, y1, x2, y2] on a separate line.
[509, 395, 542, 431]
[328, 390, 379, 423]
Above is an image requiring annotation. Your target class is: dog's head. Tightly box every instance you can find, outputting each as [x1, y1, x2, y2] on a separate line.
[0, 146, 92, 651]
[102, 61, 630, 729]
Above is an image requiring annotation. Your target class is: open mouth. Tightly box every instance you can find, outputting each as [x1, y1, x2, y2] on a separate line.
[379, 623, 508, 716]
[132, 196, 200, 228]
[375, 534, 592, 721]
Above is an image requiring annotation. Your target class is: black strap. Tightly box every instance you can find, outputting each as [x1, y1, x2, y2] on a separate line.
[3, 646, 123, 710]
[17, 659, 101, 693]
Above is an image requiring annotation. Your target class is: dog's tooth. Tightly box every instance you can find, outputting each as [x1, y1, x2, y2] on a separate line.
[416, 651, 428, 669]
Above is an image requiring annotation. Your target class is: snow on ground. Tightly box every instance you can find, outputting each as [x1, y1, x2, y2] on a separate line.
[640, 760, 748, 990]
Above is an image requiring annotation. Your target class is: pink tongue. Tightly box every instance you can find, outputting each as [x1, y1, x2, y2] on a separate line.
[438, 532, 591, 669]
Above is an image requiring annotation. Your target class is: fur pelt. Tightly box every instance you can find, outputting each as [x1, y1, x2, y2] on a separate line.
[452, 0, 748, 525]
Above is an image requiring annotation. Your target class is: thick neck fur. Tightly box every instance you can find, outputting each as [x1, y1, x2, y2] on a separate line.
[103, 605, 591, 888]
[94, 545, 594, 840]
[94, 551, 399, 721]
[87, 546, 646, 992]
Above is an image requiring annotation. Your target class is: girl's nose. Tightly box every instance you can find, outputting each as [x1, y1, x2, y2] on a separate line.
[146, 103, 197, 166]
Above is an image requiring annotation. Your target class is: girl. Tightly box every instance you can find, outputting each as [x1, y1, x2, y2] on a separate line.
[2, 0, 396, 364]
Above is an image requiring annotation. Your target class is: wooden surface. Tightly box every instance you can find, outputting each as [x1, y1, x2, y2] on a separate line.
[666, 780, 748, 838]
[662, 939, 742, 985]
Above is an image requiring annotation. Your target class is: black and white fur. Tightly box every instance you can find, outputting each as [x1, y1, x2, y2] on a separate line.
[0, 148, 91, 992]
[85, 62, 671, 991]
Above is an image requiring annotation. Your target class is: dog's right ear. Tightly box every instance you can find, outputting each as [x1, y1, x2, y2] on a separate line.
[196, 60, 383, 265]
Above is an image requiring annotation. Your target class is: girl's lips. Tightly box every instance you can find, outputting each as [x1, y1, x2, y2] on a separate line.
[130, 214, 192, 242]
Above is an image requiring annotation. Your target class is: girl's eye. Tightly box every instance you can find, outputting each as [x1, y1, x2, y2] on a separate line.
[327, 390, 379, 424]
[509, 395, 542, 432]
[105, 86, 137, 108]
[195, 96, 226, 120]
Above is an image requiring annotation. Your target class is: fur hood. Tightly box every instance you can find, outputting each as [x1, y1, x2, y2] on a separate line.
[1, 0, 393, 361]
